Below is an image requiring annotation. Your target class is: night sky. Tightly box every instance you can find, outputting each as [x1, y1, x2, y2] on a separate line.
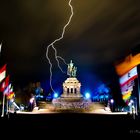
[0, 0, 140, 99]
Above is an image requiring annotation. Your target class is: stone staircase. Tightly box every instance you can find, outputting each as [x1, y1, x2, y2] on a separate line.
[37, 101, 48, 109]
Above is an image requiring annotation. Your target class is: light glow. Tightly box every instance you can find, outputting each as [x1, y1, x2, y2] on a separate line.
[110, 99, 114, 103]
[30, 98, 34, 103]
[53, 93, 59, 98]
[85, 92, 91, 99]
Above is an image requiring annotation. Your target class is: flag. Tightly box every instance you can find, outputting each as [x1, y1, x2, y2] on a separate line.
[0, 64, 6, 82]
[122, 91, 132, 101]
[3, 83, 11, 95]
[119, 67, 138, 87]
[0, 75, 9, 92]
[9, 85, 13, 93]
[7, 92, 15, 99]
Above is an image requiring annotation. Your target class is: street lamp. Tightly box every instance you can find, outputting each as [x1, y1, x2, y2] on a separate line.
[130, 99, 134, 104]
[134, 98, 138, 115]
[110, 99, 114, 104]
[130, 98, 138, 116]
[110, 99, 114, 112]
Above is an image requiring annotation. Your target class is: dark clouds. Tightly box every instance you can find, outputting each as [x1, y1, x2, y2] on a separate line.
[0, 0, 140, 87]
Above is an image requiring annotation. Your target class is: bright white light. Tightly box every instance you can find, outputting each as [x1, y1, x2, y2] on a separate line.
[110, 99, 114, 103]
[130, 99, 134, 104]
[30, 98, 34, 103]
[20, 106, 24, 111]
[85, 93, 91, 99]
[128, 99, 134, 106]
[54, 93, 59, 98]
[128, 102, 131, 106]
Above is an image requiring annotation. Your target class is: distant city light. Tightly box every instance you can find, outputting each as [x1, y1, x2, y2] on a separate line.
[85, 92, 91, 99]
[53, 93, 59, 98]
[105, 95, 109, 99]
[36, 95, 43, 98]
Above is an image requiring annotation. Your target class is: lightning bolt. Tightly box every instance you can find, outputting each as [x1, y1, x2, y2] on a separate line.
[46, 0, 74, 93]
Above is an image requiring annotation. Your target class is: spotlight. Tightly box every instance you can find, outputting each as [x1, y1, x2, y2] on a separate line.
[53, 93, 59, 98]
[85, 92, 91, 99]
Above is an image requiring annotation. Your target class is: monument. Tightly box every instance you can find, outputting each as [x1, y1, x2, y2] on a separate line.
[52, 60, 91, 112]
[61, 60, 83, 98]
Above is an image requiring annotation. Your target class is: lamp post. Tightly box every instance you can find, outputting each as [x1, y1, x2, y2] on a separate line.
[133, 97, 138, 116]
[110, 99, 114, 112]
[129, 99, 136, 119]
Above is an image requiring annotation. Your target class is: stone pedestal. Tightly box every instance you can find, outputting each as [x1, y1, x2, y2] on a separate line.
[61, 77, 83, 98]
[52, 77, 92, 111]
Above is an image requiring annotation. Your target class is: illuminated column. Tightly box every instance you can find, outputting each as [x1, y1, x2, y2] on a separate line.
[63, 86, 66, 93]
[77, 84, 81, 93]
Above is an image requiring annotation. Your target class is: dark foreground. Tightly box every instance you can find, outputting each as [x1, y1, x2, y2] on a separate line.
[0, 113, 140, 136]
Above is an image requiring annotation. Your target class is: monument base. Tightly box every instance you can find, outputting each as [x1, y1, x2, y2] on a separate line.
[52, 97, 92, 111]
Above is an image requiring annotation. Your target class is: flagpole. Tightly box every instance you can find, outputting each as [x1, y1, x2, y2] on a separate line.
[1, 93, 5, 117]
[6, 98, 8, 115]
[0, 43, 2, 59]
[0, 43, 4, 117]
[0, 43, 2, 54]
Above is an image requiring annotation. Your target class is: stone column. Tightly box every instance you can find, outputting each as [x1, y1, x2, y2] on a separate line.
[77, 87, 80, 93]
[64, 87, 67, 93]
[74, 87, 77, 94]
